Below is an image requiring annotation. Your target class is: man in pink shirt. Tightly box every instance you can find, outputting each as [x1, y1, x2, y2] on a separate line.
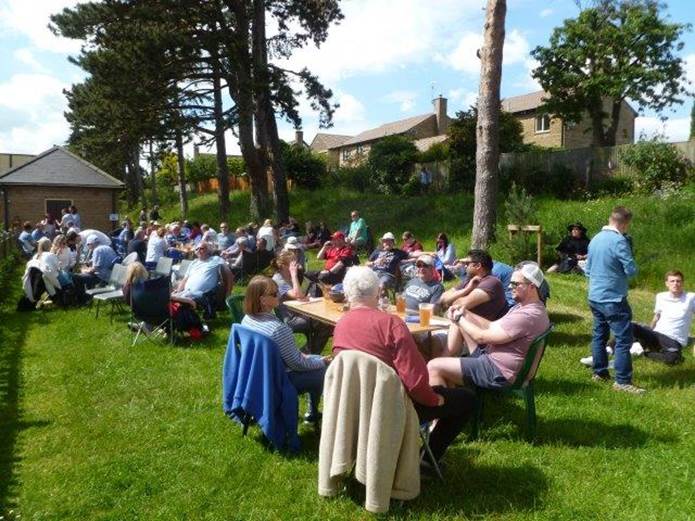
[428, 264, 550, 390]
[333, 266, 474, 466]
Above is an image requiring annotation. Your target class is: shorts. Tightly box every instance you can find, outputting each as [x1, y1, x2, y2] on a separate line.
[460, 349, 510, 390]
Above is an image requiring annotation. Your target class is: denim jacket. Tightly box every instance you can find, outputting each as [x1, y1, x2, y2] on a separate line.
[585, 226, 637, 303]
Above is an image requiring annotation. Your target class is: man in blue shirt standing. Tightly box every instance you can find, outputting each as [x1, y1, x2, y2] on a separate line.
[585, 206, 644, 394]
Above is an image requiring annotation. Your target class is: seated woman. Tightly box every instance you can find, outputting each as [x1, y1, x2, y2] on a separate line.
[547, 222, 590, 274]
[271, 251, 333, 355]
[122, 261, 149, 305]
[31, 237, 62, 299]
[51, 234, 76, 287]
[242, 275, 330, 422]
[332, 266, 474, 466]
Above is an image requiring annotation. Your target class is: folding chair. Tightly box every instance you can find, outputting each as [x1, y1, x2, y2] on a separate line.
[93, 264, 129, 321]
[130, 275, 173, 346]
[153, 256, 173, 278]
[471, 324, 554, 441]
[173, 259, 193, 282]
[225, 294, 245, 324]
[420, 422, 444, 482]
[86, 263, 126, 297]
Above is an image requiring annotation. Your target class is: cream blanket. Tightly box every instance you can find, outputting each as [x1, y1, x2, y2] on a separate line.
[318, 350, 420, 513]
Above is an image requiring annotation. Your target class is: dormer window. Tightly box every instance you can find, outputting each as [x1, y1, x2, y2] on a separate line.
[535, 113, 551, 133]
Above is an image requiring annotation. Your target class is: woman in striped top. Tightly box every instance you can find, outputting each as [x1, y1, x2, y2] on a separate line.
[241, 275, 331, 423]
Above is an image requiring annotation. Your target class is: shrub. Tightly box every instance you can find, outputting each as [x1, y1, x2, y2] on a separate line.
[418, 142, 449, 163]
[330, 164, 374, 193]
[281, 142, 326, 190]
[620, 139, 693, 192]
[498, 183, 540, 264]
[588, 175, 634, 197]
[367, 135, 418, 194]
[186, 154, 217, 182]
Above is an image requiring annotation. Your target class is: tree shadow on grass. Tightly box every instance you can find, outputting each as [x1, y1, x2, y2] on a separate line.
[643, 364, 695, 390]
[549, 312, 584, 324]
[0, 285, 48, 515]
[536, 378, 592, 395]
[535, 418, 676, 448]
[549, 331, 592, 348]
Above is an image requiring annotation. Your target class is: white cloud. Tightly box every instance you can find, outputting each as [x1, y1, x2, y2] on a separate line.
[279, 0, 481, 83]
[382, 90, 417, 112]
[513, 58, 542, 91]
[540, 8, 553, 18]
[443, 28, 530, 75]
[448, 88, 478, 109]
[0, 73, 70, 153]
[635, 116, 690, 142]
[0, 0, 84, 54]
[333, 92, 367, 124]
[13, 48, 48, 73]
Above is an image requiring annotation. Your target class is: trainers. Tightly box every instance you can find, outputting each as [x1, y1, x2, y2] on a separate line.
[591, 373, 611, 383]
[580, 355, 594, 367]
[613, 382, 646, 395]
[630, 342, 644, 357]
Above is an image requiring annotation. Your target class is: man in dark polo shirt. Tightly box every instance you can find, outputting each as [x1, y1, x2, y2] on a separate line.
[437, 249, 508, 356]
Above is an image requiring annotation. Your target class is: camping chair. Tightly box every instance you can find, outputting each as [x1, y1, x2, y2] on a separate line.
[225, 294, 245, 324]
[471, 325, 554, 441]
[153, 256, 173, 278]
[86, 263, 126, 297]
[130, 275, 174, 346]
[93, 262, 129, 321]
[172, 259, 193, 282]
[222, 324, 300, 452]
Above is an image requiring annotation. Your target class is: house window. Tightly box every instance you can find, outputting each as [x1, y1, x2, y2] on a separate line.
[45, 199, 72, 219]
[341, 148, 350, 161]
[356, 144, 364, 155]
[535, 114, 551, 133]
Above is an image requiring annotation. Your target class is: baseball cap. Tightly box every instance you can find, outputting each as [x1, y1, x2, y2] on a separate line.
[381, 232, 395, 241]
[331, 231, 345, 241]
[416, 254, 435, 267]
[520, 263, 544, 288]
[285, 236, 300, 249]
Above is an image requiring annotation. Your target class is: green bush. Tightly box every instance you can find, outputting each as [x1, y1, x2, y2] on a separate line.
[448, 156, 475, 192]
[620, 139, 693, 192]
[498, 183, 540, 264]
[367, 135, 418, 194]
[330, 164, 374, 192]
[281, 142, 326, 190]
[418, 142, 449, 163]
[588, 175, 634, 197]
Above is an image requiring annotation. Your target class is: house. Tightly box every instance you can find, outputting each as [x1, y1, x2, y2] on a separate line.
[501, 90, 636, 149]
[326, 96, 451, 167]
[309, 132, 353, 168]
[0, 152, 35, 173]
[0, 146, 124, 232]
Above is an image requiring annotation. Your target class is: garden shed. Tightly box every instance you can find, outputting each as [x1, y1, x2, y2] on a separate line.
[0, 146, 124, 232]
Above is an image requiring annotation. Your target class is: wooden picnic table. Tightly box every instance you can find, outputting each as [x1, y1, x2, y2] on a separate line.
[283, 298, 450, 335]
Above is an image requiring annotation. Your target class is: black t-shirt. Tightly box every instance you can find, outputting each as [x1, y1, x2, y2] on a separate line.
[127, 239, 147, 264]
[556, 236, 589, 257]
[369, 248, 408, 275]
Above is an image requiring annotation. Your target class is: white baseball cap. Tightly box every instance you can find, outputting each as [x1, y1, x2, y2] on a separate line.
[520, 263, 545, 288]
[86, 234, 99, 246]
[381, 232, 395, 241]
[285, 236, 300, 249]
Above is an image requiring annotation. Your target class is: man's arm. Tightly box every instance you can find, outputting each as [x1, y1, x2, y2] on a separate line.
[650, 312, 660, 330]
[616, 237, 637, 278]
[456, 310, 511, 345]
[453, 287, 491, 311]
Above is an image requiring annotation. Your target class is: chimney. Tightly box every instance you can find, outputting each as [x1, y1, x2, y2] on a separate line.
[433, 96, 448, 135]
[294, 129, 304, 147]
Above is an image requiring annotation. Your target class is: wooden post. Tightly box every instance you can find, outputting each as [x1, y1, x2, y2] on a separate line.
[507, 224, 543, 266]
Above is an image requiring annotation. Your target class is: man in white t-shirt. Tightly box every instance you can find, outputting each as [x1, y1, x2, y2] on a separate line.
[630, 270, 694, 365]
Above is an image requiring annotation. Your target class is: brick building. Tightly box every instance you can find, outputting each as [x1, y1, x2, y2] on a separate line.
[0, 146, 124, 232]
[501, 90, 636, 149]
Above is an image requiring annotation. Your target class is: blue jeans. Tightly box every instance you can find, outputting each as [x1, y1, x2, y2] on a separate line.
[288, 360, 326, 417]
[589, 299, 633, 384]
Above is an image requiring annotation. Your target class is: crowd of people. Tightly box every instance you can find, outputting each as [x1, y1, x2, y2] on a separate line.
[18, 203, 694, 471]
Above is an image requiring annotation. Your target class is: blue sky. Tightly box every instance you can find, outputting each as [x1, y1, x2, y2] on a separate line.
[1, 0, 694, 156]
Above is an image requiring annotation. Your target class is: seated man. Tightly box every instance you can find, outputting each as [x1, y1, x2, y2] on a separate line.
[346, 210, 368, 249]
[548, 222, 590, 274]
[217, 222, 235, 251]
[333, 266, 474, 466]
[366, 232, 408, 290]
[172, 242, 233, 311]
[428, 264, 550, 391]
[403, 254, 444, 312]
[127, 228, 148, 264]
[305, 231, 356, 286]
[73, 235, 118, 290]
[438, 250, 508, 357]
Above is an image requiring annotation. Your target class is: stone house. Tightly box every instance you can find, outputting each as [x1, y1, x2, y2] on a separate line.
[0, 152, 34, 172]
[0, 146, 124, 232]
[501, 90, 636, 149]
[309, 132, 353, 169]
[325, 96, 451, 167]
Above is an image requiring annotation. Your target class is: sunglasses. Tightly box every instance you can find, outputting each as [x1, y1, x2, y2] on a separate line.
[416, 263, 430, 268]
[509, 281, 527, 288]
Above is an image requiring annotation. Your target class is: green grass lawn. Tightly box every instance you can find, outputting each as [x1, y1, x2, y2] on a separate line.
[2, 188, 694, 520]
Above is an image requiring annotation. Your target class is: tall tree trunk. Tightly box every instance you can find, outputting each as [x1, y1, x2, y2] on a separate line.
[252, 0, 289, 224]
[212, 59, 231, 219]
[471, 0, 506, 250]
[132, 145, 146, 209]
[149, 140, 159, 205]
[227, 1, 271, 220]
[175, 130, 189, 218]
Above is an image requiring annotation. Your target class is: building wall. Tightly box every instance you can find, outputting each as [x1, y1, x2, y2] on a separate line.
[0, 153, 34, 173]
[515, 113, 563, 148]
[563, 101, 635, 149]
[1, 186, 118, 232]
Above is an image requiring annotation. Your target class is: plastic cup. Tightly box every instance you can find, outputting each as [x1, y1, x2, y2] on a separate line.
[395, 293, 406, 313]
[419, 303, 433, 327]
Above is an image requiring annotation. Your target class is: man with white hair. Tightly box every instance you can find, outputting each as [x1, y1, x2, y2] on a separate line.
[428, 264, 550, 391]
[73, 234, 118, 289]
[366, 232, 408, 290]
[333, 266, 475, 466]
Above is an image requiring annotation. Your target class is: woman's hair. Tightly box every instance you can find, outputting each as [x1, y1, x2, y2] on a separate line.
[436, 232, 449, 248]
[125, 262, 148, 286]
[244, 275, 278, 315]
[35, 237, 51, 258]
[343, 266, 380, 304]
[271, 250, 295, 272]
[51, 234, 66, 253]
